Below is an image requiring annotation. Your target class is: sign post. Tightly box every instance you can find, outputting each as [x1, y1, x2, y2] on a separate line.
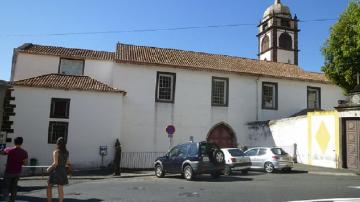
[166, 125, 175, 149]
[99, 146, 108, 168]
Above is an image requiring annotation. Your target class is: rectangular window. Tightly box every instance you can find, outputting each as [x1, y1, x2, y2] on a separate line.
[50, 98, 70, 118]
[58, 58, 84, 75]
[212, 77, 229, 106]
[48, 121, 68, 144]
[262, 82, 278, 110]
[307, 86, 321, 109]
[155, 72, 176, 103]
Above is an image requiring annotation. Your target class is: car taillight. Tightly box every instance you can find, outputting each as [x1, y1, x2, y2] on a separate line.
[272, 156, 280, 160]
[231, 158, 236, 162]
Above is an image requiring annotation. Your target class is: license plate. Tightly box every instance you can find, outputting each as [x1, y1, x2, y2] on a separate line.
[203, 157, 209, 162]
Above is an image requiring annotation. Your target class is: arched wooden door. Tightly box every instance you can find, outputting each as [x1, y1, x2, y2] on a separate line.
[207, 123, 237, 148]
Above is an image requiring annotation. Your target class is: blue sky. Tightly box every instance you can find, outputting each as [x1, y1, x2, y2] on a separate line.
[0, 0, 349, 80]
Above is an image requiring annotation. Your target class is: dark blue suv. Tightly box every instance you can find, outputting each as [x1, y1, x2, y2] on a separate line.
[154, 141, 225, 180]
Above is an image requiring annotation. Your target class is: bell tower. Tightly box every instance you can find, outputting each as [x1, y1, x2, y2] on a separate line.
[257, 0, 299, 65]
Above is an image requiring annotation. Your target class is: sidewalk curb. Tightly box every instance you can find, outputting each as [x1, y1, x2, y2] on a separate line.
[308, 171, 358, 176]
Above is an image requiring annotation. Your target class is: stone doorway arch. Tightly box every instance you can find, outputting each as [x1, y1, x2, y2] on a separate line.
[207, 122, 237, 148]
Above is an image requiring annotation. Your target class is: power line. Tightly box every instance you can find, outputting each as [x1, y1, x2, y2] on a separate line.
[300, 18, 338, 22]
[5, 23, 256, 37]
[2, 18, 338, 38]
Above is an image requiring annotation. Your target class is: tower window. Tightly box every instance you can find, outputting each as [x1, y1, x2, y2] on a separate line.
[279, 33, 292, 50]
[262, 23, 269, 31]
[281, 19, 291, 27]
[261, 36, 270, 52]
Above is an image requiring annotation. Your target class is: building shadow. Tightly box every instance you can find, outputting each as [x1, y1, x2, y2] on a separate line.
[162, 174, 253, 182]
[273, 169, 308, 174]
[18, 185, 47, 192]
[17, 196, 102, 202]
[193, 175, 253, 182]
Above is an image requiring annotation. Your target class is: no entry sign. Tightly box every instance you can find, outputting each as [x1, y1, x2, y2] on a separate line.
[166, 125, 175, 137]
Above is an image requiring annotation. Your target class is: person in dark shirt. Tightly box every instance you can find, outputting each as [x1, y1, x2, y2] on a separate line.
[1, 137, 28, 202]
[113, 139, 122, 176]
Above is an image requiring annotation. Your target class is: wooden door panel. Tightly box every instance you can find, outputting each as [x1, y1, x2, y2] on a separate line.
[345, 120, 360, 171]
[208, 125, 236, 148]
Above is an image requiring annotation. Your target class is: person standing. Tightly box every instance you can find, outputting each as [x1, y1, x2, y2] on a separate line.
[113, 139, 122, 176]
[46, 137, 71, 202]
[0, 136, 28, 202]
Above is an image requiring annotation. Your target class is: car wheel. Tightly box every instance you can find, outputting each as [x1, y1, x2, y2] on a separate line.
[264, 162, 275, 173]
[211, 171, 221, 178]
[155, 164, 165, 178]
[241, 169, 249, 175]
[183, 165, 194, 181]
[224, 165, 232, 176]
[213, 150, 225, 164]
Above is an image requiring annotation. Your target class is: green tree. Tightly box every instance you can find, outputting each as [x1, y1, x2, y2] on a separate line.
[322, 0, 360, 93]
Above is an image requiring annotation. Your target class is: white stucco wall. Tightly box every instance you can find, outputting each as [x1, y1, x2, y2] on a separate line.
[13, 54, 114, 86]
[277, 49, 294, 64]
[112, 63, 344, 154]
[10, 52, 345, 168]
[260, 51, 272, 61]
[269, 116, 309, 163]
[113, 64, 258, 152]
[83, 60, 114, 86]
[13, 54, 60, 81]
[10, 87, 123, 169]
[258, 78, 344, 121]
[268, 111, 340, 168]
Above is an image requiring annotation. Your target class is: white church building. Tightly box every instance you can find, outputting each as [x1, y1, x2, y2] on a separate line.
[2, 0, 345, 169]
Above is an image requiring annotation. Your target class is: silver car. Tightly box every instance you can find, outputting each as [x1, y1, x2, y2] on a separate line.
[244, 147, 294, 173]
[221, 148, 251, 175]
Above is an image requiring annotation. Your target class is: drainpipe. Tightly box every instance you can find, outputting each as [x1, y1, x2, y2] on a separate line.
[256, 76, 260, 121]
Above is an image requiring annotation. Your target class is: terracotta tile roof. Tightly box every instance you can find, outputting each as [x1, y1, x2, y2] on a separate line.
[115, 43, 330, 83]
[15, 43, 330, 84]
[11, 74, 126, 94]
[17, 43, 115, 61]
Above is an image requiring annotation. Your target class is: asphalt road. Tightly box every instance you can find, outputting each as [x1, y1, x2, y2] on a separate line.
[14, 171, 360, 202]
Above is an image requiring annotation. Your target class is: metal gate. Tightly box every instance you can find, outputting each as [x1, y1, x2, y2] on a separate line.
[345, 120, 360, 171]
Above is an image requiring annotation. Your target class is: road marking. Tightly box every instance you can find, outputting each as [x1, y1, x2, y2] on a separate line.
[288, 198, 360, 202]
[348, 186, 360, 189]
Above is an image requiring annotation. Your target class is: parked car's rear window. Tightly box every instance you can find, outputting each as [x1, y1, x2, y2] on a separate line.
[228, 149, 245, 156]
[271, 148, 287, 155]
[188, 143, 198, 157]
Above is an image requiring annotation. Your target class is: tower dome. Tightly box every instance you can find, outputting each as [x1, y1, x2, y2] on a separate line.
[257, 0, 299, 65]
[263, 0, 292, 20]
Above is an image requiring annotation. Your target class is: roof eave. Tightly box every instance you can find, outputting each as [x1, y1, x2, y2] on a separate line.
[115, 59, 331, 84]
[12, 84, 127, 95]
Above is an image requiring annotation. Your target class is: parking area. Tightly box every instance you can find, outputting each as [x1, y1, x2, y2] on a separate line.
[7, 165, 360, 202]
